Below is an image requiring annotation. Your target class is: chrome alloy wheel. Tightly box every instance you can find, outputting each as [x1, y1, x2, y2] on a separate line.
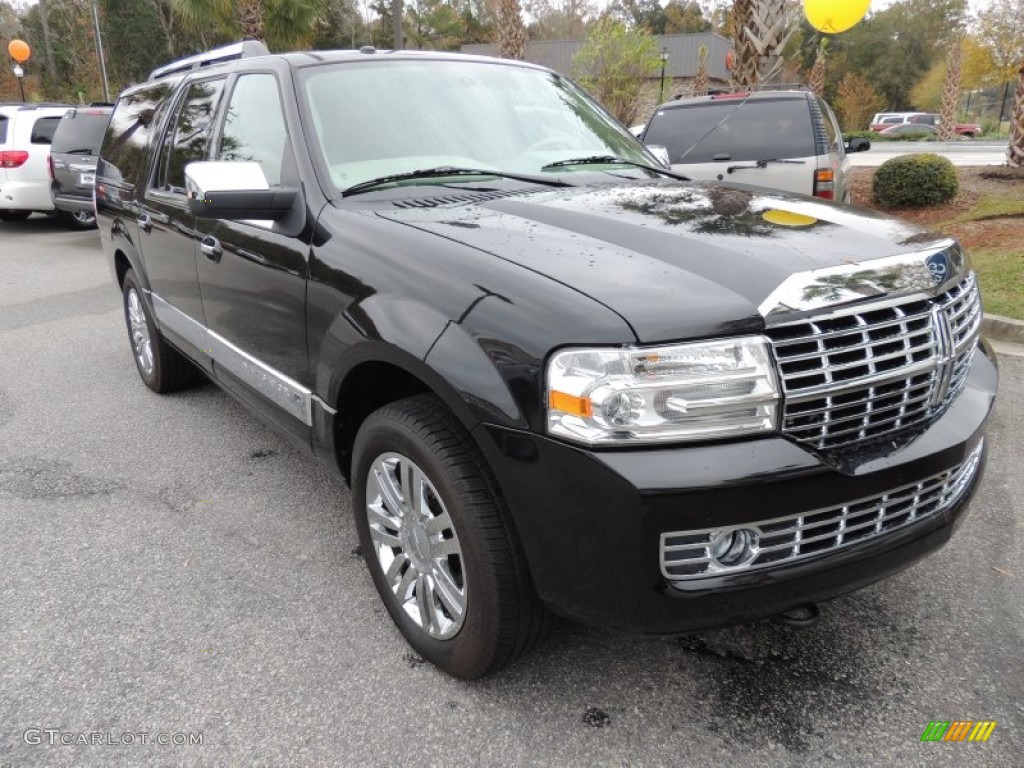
[71, 210, 96, 226]
[127, 288, 154, 376]
[366, 453, 467, 639]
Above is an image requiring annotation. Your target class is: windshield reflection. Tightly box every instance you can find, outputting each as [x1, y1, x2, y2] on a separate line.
[300, 59, 654, 192]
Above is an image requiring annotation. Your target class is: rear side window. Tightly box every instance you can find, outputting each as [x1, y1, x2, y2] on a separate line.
[0, 115, 8, 144]
[644, 99, 815, 164]
[52, 111, 112, 154]
[30, 116, 62, 144]
[156, 78, 226, 193]
[100, 83, 173, 187]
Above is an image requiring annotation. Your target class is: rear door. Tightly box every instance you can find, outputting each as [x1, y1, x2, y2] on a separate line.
[50, 109, 110, 206]
[137, 76, 226, 362]
[643, 98, 817, 196]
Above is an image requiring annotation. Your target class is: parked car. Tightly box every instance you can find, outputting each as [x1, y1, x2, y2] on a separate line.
[868, 112, 926, 132]
[0, 103, 70, 221]
[49, 104, 112, 229]
[639, 90, 870, 203]
[906, 113, 982, 138]
[98, 43, 995, 678]
[879, 122, 937, 137]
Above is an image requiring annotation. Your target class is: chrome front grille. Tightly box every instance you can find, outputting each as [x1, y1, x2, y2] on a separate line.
[766, 273, 981, 450]
[660, 441, 983, 581]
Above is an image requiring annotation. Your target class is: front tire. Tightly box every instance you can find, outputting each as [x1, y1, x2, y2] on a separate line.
[121, 270, 201, 393]
[352, 395, 550, 679]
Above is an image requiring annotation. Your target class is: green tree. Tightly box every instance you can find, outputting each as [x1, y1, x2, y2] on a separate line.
[572, 17, 660, 125]
[101, 0, 172, 89]
[170, 0, 323, 50]
[663, 1, 710, 33]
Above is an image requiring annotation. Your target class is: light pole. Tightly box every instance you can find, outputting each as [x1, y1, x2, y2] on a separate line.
[659, 47, 669, 104]
[13, 63, 25, 101]
[90, 0, 110, 102]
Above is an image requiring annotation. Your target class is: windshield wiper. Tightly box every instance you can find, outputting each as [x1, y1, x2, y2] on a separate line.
[541, 155, 690, 180]
[342, 166, 571, 197]
[61, 148, 95, 155]
[726, 158, 807, 174]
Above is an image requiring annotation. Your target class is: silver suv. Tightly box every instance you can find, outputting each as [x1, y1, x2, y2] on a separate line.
[640, 90, 870, 203]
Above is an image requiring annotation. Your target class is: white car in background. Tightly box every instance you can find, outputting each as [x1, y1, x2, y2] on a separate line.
[0, 103, 70, 221]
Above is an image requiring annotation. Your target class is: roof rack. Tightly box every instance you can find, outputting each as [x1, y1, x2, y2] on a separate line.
[704, 83, 810, 96]
[149, 40, 270, 81]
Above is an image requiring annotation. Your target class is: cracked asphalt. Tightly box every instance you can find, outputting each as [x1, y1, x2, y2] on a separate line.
[1, 215, 1021, 767]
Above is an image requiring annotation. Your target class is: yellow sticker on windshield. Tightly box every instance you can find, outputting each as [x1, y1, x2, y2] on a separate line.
[762, 209, 818, 227]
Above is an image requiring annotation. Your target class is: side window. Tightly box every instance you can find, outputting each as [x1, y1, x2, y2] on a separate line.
[216, 74, 287, 187]
[818, 100, 840, 152]
[156, 78, 226, 193]
[100, 83, 172, 187]
[30, 116, 62, 144]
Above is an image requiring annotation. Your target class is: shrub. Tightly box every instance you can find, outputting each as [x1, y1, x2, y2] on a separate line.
[872, 153, 959, 208]
[843, 130, 889, 142]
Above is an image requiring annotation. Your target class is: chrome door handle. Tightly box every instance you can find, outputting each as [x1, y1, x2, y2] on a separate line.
[200, 236, 222, 262]
[136, 214, 152, 233]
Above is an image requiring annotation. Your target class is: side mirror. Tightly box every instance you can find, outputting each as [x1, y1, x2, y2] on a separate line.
[645, 144, 671, 168]
[846, 137, 871, 153]
[185, 161, 297, 221]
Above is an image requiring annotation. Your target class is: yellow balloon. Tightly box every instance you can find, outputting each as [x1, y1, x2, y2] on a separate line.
[804, 0, 871, 34]
[762, 209, 818, 227]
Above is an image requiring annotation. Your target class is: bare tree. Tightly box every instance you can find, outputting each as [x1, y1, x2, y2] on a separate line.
[38, 0, 57, 82]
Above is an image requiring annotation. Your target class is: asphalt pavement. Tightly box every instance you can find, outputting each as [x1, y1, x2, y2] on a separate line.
[1, 215, 1021, 767]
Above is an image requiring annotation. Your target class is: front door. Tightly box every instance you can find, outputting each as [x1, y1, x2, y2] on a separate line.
[194, 72, 313, 443]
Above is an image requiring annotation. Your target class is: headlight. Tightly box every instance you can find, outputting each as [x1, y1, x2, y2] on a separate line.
[546, 337, 779, 445]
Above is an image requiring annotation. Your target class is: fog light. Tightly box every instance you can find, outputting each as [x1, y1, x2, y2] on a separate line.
[709, 528, 758, 566]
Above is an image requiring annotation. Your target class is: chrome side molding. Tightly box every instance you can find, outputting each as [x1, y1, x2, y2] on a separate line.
[149, 291, 327, 425]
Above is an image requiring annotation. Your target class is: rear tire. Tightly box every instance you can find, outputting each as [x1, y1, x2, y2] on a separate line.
[353, 395, 551, 679]
[64, 210, 97, 230]
[121, 269, 201, 393]
[0, 210, 31, 221]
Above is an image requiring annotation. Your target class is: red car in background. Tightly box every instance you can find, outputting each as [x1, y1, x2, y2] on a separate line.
[869, 113, 980, 137]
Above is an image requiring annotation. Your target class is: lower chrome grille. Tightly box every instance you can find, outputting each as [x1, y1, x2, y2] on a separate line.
[660, 441, 983, 581]
[766, 273, 982, 451]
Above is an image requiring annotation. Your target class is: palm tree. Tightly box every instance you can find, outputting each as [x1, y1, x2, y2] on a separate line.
[808, 39, 827, 98]
[938, 35, 964, 142]
[171, 0, 321, 50]
[1010, 61, 1024, 167]
[497, 0, 526, 60]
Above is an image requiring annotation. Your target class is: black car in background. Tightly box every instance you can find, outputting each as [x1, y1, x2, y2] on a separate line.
[96, 43, 996, 679]
[49, 104, 112, 229]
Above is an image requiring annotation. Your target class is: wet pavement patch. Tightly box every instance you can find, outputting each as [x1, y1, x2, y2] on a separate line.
[0, 457, 123, 500]
[249, 449, 278, 460]
[581, 708, 611, 728]
[404, 653, 427, 668]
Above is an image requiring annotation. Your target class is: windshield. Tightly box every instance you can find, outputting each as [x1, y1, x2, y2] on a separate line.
[644, 99, 815, 164]
[300, 59, 653, 192]
[52, 111, 111, 154]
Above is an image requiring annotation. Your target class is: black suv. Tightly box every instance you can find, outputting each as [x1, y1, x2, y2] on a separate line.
[97, 43, 996, 678]
[49, 104, 112, 229]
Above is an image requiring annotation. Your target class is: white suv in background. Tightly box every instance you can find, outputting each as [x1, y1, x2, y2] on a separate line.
[640, 90, 870, 203]
[0, 103, 70, 221]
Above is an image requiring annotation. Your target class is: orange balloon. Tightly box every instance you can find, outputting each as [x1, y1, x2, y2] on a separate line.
[8, 39, 31, 63]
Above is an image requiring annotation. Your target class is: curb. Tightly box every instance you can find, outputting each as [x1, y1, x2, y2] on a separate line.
[982, 314, 1024, 345]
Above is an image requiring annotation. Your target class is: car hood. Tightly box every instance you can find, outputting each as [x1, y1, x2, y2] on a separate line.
[373, 180, 951, 342]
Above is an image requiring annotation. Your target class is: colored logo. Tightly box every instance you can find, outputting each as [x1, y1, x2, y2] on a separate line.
[920, 721, 997, 742]
[925, 251, 950, 284]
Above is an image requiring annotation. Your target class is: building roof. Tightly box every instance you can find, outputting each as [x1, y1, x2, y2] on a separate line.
[461, 33, 732, 81]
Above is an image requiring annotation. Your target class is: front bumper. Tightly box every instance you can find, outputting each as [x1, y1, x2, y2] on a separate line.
[473, 343, 998, 634]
